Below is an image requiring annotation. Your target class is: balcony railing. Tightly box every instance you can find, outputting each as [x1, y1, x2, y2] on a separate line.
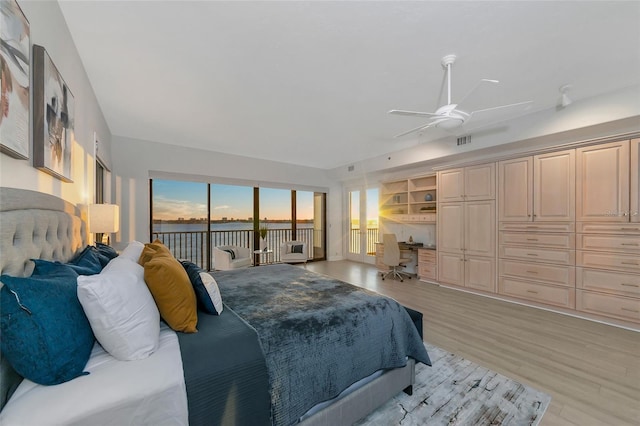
[152, 227, 316, 269]
[349, 227, 379, 256]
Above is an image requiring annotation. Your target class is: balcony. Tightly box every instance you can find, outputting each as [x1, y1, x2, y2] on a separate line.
[152, 227, 317, 269]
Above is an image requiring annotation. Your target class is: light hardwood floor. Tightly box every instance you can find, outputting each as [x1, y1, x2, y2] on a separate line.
[304, 260, 640, 426]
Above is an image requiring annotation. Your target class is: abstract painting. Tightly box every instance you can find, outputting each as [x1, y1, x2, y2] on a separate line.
[33, 44, 74, 182]
[0, 0, 30, 159]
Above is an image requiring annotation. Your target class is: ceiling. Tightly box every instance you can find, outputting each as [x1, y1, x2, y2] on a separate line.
[57, 1, 640, 170]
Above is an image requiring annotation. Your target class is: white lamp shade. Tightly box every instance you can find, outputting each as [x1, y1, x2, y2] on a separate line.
[89, 204, 120, 233]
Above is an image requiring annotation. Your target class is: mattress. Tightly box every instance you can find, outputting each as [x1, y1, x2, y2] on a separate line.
[0, 325, 188, 426]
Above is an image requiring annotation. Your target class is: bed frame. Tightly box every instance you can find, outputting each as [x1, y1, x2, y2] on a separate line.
[0, 187, 415, 424]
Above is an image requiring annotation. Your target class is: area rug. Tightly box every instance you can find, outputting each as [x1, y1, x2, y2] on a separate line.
[355, 343, 551, 425]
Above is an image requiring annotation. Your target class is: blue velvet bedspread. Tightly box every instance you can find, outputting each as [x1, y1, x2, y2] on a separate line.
[212, 264, 431, 426]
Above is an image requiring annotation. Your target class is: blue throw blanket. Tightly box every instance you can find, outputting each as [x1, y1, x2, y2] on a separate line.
[213, 264, 431, 426]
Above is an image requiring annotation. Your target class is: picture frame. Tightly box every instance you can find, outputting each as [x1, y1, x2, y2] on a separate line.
[32, 44, 74, 182]
[0, 0, 30, 159]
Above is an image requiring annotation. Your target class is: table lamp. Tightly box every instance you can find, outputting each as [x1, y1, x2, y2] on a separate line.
[89, 203, 120, 245]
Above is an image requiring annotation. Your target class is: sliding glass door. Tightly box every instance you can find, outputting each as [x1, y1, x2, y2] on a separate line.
[346, 187, 379, 264]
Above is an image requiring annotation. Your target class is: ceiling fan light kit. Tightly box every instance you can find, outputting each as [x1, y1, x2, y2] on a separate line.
[389, 54, 533, 138]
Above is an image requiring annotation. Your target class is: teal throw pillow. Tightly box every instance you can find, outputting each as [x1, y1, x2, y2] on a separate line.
[0, 263, 95, 385]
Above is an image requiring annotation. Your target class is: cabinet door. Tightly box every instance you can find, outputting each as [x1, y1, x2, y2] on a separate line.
[465, 256, 496, 292]
[438, 251, 464, 286]
[464, 163, 495, 201]
[498, 157, 532, 221]
[438, 202, 464, 254]
[465, 200, 496, 257]
[534, 149, 575, 221]
[576, 141, 629, 222]
[631, 138, 639, 223]
[438, 168, 465, 202]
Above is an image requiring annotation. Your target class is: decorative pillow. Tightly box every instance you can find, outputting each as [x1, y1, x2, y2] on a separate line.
[95, 242, 119, 267]
[292, 244, 304, 254]
[138, 239, 172, 266]
[223, 248, 236, 259]
[180, 261, 223, 315]
[118, 240, 145, 263]
[144, 250, 198, 333]
[77, 257, 160, 361]
[32, 246, 104, 276]
[0, 264, 94, 385]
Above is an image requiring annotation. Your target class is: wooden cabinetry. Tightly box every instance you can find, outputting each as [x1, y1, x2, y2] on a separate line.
[380, 175, 436, 222]
[498, 149, 575, 222]
[417, 248, 437, 282]
[576, 140, 636, 222]
[497, 150, 576, 308]
[438, 198, 496, 292]
[438, 163, 495, 202]
[576, 222, 640, 323]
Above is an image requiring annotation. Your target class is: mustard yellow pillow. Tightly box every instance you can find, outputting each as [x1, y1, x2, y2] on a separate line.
[143, 252, 198, 333]
[138, 239, 172, 266]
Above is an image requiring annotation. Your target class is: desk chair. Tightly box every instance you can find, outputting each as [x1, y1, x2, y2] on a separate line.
[381, 234, 412, 282]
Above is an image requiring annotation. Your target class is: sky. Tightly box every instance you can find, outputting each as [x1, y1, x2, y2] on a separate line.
[152, 180, 315, 221]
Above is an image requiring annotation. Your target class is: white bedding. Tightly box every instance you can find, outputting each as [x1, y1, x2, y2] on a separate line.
[0, 325, 188, 426]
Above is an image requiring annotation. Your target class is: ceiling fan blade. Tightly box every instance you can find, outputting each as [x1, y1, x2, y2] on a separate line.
[393, 121, 436, 138]
[456, 79, 499, 110]
[468, 100, 533, 120]
[388, 109, 441, 118]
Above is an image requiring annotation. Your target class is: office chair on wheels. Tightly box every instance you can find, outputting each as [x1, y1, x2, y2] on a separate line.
[381, 234, 412, 282]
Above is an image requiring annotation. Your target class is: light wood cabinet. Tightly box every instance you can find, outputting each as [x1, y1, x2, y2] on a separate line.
[576, 140, 630, 222]
[438, 163, 495, 202]
[498, 149, 575, 222]
[631, 138, 639, 222]
[417, 248, 437, 282]
[438, 199, 496, 291]
[380, 175, 436, 222]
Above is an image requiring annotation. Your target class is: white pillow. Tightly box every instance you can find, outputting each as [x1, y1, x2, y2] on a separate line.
[118, 240, 145, 262]
[77, 257, 160, 361]
[199, 272, 223, 314]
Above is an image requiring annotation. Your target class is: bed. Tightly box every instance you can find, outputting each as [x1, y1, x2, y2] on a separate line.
[0, 187, 431, 425]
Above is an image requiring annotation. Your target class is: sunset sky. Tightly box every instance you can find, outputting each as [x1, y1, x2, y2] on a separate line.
[152, 180, 315, 221]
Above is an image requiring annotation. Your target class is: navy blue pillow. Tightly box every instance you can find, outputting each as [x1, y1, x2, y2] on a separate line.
[95, 242, 119, 267]
[31, 247, 102, 276]
[180, 261, 220, 315]
[292, 244, 304, 254]
[0, 263, 95, 385]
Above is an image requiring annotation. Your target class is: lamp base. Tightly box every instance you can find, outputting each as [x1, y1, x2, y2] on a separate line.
[98, 233, 110, 245]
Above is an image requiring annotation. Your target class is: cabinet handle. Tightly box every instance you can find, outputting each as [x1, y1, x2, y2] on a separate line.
[526, 226, 539, 229]
[526, 290, 538, 294]
[526, 270, 539, 274]
[527, 238, 539, 241]
[621, 283, 639, 287]
[621, 308, 639, 313]
[621, 262, 639, 265]
[621, 243, 639, 246]
[527, 253, 539, 257]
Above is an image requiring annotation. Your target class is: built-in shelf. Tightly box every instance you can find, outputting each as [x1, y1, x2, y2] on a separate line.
[380, 175, 437, 223]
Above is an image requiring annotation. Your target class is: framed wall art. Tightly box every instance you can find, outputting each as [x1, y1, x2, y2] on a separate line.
[33, 44, 74, 182]
[0, 0, 30, 159]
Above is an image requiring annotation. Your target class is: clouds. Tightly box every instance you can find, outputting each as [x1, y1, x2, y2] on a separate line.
[153, 195, 207, 220]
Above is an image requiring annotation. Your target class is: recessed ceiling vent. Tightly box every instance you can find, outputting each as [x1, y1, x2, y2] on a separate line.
[457, 135, 471, 146]
[348, 165, 355, 172]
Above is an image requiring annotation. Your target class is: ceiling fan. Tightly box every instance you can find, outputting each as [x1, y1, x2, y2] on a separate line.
[389, 54, 533, 138]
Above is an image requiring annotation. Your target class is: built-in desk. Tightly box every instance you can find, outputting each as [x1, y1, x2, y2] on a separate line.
[375, 243, 437, 281]
[375, 242, 424, 275]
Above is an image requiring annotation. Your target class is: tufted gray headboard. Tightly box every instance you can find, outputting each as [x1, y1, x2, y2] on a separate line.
[0, 187, 87, 411]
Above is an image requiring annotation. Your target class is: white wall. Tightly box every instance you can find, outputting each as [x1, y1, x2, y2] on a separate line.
[110, 135, 344, 256]
[0, 0, 112, 207]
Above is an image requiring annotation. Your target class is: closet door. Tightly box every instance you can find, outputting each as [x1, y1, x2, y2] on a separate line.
[438, 168, 465, 202]
[576, 141, 629, 222]
[534, 149, 575, 221]
[464, 163, 495, 201]
[438, 202, 464, 254]
[465, 200, 496, 257]
[499, 157, 532, 222]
